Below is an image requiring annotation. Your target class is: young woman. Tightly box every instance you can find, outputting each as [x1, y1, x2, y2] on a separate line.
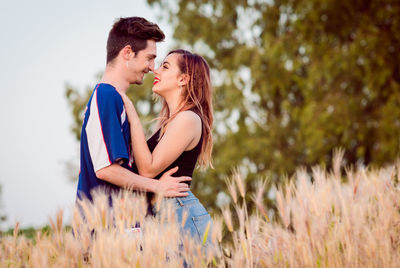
[120, 49, 213, 243]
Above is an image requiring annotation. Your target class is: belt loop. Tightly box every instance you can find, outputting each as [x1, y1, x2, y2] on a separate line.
[176, 197, 184, 207]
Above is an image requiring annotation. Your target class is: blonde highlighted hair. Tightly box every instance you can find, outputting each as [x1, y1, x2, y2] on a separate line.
[157, 49, 213, 168]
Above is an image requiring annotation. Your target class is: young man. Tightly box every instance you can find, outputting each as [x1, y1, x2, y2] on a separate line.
[76, 17, 191, 202]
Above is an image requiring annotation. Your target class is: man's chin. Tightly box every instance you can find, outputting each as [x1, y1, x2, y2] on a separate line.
[131, 79, 144, 85]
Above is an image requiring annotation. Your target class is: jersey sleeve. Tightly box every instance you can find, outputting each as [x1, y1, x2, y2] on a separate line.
[85, 87, 129, 172]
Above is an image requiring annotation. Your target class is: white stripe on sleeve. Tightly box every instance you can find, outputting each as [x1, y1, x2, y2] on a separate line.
[121, 107, 126, 125]
[86, 89, 111, 172]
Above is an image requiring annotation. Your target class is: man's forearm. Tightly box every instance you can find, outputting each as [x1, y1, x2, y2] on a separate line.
[96, 163, 158, 192]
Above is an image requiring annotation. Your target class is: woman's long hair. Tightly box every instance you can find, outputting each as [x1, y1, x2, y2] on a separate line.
[157, 49, 213, 168]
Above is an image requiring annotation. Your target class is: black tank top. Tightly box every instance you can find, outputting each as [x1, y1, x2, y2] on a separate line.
[145, 110, 203, 186]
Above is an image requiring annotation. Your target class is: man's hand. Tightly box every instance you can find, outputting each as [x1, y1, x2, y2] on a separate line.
[157, 167, 192, 197]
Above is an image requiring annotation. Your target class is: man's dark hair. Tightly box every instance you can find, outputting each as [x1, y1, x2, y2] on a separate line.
[106, 17, 165, 63]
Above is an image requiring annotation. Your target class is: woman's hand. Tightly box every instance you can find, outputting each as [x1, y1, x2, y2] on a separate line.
[120, 93, 139, 124]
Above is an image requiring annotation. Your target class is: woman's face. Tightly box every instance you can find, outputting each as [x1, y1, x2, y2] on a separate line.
[152, 53, 183, 96]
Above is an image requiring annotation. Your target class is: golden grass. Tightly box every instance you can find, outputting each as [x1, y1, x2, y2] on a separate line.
[2, 152, 400, 267]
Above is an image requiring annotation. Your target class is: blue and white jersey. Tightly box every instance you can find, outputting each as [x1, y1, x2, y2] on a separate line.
[76, 83, 134, 201]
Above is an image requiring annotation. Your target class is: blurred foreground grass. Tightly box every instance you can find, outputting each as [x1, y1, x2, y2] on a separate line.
[1, 151, 400, 267]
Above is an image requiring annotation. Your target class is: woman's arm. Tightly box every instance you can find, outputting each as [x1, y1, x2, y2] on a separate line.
[121, 94, 201, 178]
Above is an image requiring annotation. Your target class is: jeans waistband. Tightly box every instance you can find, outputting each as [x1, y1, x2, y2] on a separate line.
[175, 191, 198, 207]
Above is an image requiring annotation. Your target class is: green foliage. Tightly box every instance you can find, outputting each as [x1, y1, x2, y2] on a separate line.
[145, 0, 400, 210]
[65, 83, 94, 141]
[1, 225, 72, 241]
[66, 0, 400, 212]
[1, 225, 50, 240]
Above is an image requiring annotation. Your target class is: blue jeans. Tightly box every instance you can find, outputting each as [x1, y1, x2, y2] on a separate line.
[171, 191, 213, 245]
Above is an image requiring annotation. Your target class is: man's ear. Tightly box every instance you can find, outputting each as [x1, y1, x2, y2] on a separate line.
[178, 73, 190, 87]
[121, 45, 135, 60]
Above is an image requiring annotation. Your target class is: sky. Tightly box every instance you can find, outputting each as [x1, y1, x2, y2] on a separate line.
[0, 0, 172, 229]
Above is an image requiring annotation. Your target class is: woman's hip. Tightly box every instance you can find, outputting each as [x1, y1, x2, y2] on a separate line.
[173, 191, 212, 243]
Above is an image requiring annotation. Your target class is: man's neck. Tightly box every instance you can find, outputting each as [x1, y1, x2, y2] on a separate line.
[100, 65, 130, 94]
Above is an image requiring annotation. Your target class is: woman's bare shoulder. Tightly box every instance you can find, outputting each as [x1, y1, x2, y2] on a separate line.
[173, 110, 202, 127]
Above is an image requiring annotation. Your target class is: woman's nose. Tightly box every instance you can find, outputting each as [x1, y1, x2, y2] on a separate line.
[153, 67, 161, 75]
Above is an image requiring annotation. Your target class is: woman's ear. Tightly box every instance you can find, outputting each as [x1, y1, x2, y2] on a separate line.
[178, 73, 190, 87]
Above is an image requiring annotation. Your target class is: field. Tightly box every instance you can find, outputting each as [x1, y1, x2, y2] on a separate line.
[1, 152, 400, 267]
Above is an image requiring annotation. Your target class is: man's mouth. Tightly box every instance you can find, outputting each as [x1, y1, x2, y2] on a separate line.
[153, 77, 160, 85]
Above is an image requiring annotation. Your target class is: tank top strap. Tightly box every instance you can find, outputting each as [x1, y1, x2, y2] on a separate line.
[187, 106, 199, 116]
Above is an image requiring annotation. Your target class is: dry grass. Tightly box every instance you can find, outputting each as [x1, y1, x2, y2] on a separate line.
[2, 152, 400, 267]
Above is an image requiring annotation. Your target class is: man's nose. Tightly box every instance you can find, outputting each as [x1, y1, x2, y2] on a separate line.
[149, 61, 155, 72]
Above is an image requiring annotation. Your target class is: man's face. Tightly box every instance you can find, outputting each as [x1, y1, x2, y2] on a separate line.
[128, 40, 157, 85]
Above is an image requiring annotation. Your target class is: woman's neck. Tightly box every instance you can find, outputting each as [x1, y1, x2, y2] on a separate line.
[164, 92, 183, 117]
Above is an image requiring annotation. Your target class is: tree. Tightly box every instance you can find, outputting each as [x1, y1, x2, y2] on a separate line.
[66, 0, 400, 212]
[0, 185, 7, 229]
[144, 0, 400, 209]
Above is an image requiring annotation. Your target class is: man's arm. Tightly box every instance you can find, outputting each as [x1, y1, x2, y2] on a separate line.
[96, 164, 191, 197]
[88, 88, 190, 197]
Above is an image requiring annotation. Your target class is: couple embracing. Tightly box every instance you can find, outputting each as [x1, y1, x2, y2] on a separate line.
[76, 17, 213, 244]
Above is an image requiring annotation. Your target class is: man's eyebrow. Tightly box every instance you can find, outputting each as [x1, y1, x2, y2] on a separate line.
[148, 54, 156, 59]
